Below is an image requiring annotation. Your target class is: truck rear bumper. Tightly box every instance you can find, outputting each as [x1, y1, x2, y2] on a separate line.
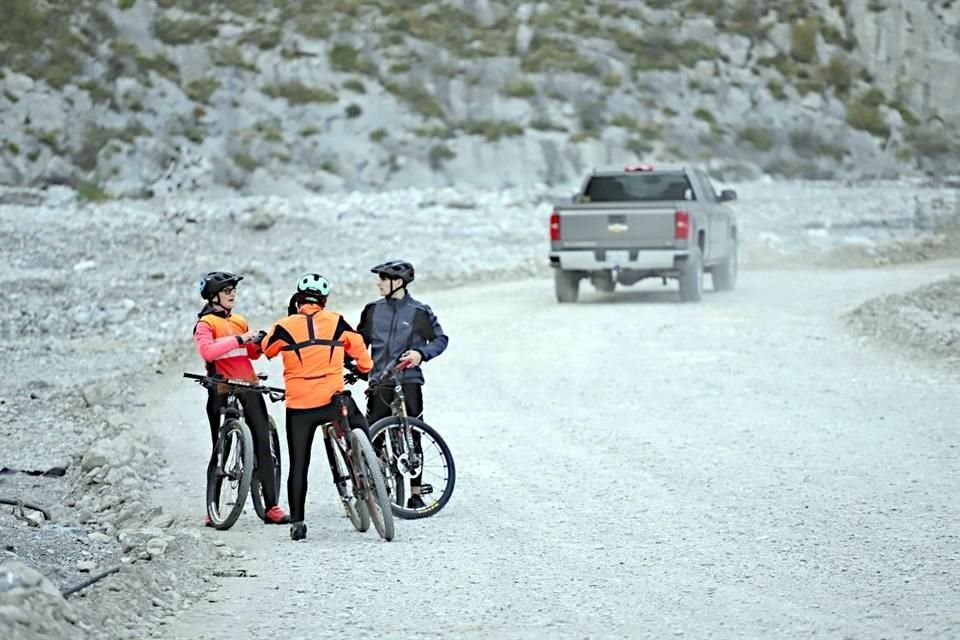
[549, 249, 687, 271]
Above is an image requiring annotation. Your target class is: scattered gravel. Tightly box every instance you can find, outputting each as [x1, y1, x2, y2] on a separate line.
[846, 275, 960, 365]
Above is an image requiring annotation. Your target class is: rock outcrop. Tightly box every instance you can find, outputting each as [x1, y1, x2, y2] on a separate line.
[0, 0, 958, 198]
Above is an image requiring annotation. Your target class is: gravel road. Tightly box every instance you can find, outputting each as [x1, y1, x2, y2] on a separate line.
[3, 178, 958, 638]
[136, 260, 960, 640]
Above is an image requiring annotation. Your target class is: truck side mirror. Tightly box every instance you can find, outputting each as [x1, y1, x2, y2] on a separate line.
[571, 193, 580, 203]
[719, 189, 737, 202]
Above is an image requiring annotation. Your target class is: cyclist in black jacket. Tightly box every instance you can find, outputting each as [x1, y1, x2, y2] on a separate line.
[357, 260, 448, 509]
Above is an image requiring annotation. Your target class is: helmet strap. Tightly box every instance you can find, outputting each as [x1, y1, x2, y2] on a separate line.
[296, 293, 326, 308]
[210, 293, 232, 315]
[384, 281, 407, 299]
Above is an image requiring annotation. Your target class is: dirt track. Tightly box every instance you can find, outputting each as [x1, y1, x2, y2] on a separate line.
[139, 262, 960, 639]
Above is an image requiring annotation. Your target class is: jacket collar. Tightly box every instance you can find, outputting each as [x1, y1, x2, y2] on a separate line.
[298, 303, 325, 315]
[198, 303, 230, 319]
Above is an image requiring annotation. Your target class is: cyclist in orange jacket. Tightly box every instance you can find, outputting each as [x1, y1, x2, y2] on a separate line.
[259, 274, 372, 541]
[193, 271, 289, 526]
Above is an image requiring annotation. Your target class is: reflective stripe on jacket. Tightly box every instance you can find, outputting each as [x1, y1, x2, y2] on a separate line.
[261, 304, 372, 410]
[193, 309, 259, 382]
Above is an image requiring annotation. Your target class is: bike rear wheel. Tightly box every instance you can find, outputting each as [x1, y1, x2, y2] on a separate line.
[327, 426, 369, 532]
[251, 416, 282, 521]
[206, 420, 254, 530]
[369, 416, 456, 520]
[351, 428, 394, 541]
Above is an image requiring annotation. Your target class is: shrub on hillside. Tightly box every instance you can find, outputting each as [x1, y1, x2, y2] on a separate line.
[329, 44, 377, 75]
[262, 82, 337, 105]
[846, 92, 890, 138]
[151, 16, 218, 45]
[737, 127, 774, 151]
[428, 144, 456, 170]
[818, 55, 852, 94]
[790, 17, 819, 63]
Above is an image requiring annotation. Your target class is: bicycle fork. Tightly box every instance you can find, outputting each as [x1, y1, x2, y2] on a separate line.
[215, 423, 240, 481]
[387, 420, 422, 480]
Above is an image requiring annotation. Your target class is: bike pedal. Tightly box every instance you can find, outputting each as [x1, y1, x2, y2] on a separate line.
[419, 484, 434, 495]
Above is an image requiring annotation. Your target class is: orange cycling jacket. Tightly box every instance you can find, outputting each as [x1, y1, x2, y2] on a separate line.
[194, 308, 261, 382]
[260, 304, 372, 410]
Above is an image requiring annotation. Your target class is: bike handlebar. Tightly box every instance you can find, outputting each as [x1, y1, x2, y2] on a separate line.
[182, 372, 286, 402]
[344, 353, 415, 389]
[367, 359, 413, 388]
[186, 367, 368, 402]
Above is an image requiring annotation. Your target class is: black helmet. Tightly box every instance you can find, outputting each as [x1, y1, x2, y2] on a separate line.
[199, 271, 243, 300]
[371, 260, 415, 285]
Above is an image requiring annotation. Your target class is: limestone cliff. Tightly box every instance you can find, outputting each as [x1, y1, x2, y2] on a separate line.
[0, 0, 957, 198]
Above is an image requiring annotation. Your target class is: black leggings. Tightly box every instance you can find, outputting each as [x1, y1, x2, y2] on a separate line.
[285, 394, 368, 524]
[366, 383, 423, 423]
[206, 389, 279, 510]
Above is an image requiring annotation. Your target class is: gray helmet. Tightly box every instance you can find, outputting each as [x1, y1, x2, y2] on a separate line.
[371, 260, 415, 285]
[295, 273, 331, 305]
[200, 271, 243, 300]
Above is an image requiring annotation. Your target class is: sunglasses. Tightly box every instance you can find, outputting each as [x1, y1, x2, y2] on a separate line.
[221, 286, 237, 295]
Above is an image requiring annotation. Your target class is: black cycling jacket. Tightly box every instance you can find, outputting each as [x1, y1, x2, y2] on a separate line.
[357, 294, 448, 385]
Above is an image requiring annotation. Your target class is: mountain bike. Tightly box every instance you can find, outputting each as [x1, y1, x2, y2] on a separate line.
[323, 377, 395, 541]
[364, 364, 456, 520]
[183, 372, 284, 530]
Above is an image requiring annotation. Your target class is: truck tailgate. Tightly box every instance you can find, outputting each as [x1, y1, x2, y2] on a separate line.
[556, 203, 680, 248]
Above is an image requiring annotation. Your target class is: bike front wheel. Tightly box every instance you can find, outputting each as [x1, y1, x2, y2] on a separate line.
[369, 416, 456, 520]
[206, 419, 254, 530]
[351, 428, 394, 541]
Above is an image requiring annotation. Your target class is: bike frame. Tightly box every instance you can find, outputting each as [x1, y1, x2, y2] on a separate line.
[320, 392, 374, 530]
[184, 373, 285, 476]
[219, 392, 243, 423]
[376, 367, 422, 483]
[326, 396, 353, 463]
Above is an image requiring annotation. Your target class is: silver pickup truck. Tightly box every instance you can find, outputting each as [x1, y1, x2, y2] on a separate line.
[548, 163, 738, 303]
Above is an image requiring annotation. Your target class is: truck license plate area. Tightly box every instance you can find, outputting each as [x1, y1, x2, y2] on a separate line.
[606, 250, 630, 264]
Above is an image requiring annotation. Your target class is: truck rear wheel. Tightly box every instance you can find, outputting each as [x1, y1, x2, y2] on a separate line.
[554, 270, 579, 303]
[678, 249, 703, 303]
[711, 246, 737, 291]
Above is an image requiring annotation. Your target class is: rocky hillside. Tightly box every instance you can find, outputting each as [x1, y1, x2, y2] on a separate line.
[1, 0, 959, 198]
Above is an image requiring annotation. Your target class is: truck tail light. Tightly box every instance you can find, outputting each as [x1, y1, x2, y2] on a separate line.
[675, 209, 690, 239]
[550, 210, 561, 241]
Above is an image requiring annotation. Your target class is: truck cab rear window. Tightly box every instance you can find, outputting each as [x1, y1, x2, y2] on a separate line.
[583, 173, 694, 202]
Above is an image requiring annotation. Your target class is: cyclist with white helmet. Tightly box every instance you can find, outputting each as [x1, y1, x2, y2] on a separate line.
[193, 271, 290, 527]
[356, 260, 449, 509]
[259, 274, 372, 541]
